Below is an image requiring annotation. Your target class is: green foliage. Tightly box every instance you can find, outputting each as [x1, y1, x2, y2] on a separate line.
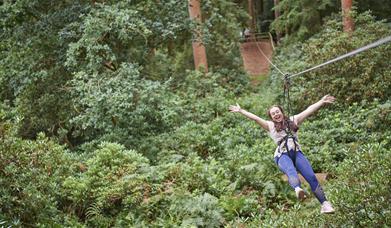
[70, 63, 180, 145]
[295, 99, 391, 172]
[0, 113, 79, 226]
[1, 0, 249, 145]
[296, 12, 391, 106]
[356, 0, 391, 21]
[270, 11, 391, 110]
[65, 2, 155, 73]
[327, 142, 391, 227]
[1, 1, 390, 227]
[173, 70, 248, 124]
[0, 1, 86, 138]
[62, 142, 151, 226]
[169, 193, 224, 227]
[219, 193, 260, 221]
[69, 67, 250, 154]
[271, 0, 338, 42]
[271, 0, 391, 43]
[201, 0, 248, 69]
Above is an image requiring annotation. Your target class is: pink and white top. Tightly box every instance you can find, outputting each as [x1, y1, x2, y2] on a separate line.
[267, 117, 301, 158]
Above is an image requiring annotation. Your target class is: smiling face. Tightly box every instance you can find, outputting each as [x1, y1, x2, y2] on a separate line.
[269, 106, 284, 123]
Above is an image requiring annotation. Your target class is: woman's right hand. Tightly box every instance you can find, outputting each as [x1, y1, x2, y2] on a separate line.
[229, 103, 241, 113]
[321, 95, 336, 105]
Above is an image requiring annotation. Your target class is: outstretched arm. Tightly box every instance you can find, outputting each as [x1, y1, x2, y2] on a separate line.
[294, 95, 335, 125]
[229, 104, 269, 131]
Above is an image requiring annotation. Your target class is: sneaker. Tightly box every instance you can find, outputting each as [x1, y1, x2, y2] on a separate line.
[321, 201, 335, 214]
[294, 187, 306, 201]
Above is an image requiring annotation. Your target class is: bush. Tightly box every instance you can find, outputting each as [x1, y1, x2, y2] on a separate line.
[70, 63, 181, 146]
[62, 142, 151, 226]
[0, 122, 77, 225]
[327, 142, 391, 227]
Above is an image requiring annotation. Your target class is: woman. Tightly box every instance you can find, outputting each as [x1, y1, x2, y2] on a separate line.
[229, 95, 335, 214]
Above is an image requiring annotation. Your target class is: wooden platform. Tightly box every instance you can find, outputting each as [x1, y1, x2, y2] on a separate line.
[239, 39, 273, 76]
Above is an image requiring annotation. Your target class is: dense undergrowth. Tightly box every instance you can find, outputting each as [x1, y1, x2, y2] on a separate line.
[1, 2, 390, 226]
[1, 84, 390, 227]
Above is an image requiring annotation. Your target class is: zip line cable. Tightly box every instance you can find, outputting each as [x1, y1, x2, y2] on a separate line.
[288, 35, 391, 79]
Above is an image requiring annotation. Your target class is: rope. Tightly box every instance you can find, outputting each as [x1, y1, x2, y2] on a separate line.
[283, 74, 294, 128]
[268, 32, 276, 50]
[283, 75, 290, 114]
[254, 39, 286, 77]
[288, 35, 391, 79]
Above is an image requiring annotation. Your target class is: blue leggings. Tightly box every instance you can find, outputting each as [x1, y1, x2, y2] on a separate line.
[274, 150, 327, 203]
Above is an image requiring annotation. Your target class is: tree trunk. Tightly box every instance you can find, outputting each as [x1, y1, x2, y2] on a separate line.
[341, 0, 354, 34]
[188, 0, 208, 72]
[273, 0, 281, 43]
[247, 0, 256, 41]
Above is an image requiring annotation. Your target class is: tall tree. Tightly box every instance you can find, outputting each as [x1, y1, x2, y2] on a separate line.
[188, 0, 208, 72]
[247, 0, 256, 39]
[274, 0, 281, 42]
[341, 0, 354, 33]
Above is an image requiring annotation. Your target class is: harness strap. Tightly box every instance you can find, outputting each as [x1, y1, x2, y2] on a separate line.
[278, 134, 299, 165]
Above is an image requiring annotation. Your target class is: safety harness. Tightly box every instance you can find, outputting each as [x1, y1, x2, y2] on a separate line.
[278, 74, 300, 164]
[277, 119, 300, 164]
